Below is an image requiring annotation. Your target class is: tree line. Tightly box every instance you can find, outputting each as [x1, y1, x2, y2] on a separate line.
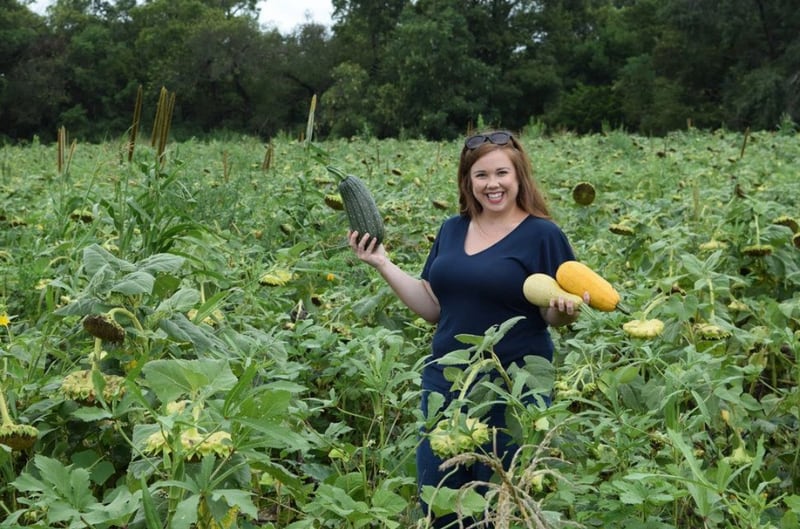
[2, 0, 798, 143]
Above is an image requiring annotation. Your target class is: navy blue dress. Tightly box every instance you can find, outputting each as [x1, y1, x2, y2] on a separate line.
[422, 214, 575, 368]
[416, 213, 576, 527]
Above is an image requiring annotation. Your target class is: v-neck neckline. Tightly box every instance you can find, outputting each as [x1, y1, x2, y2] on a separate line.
[463, 215, 530, 256]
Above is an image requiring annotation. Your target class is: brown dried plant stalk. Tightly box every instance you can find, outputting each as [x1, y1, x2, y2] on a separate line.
[432, 420, 582, 529]
[151, 86, 176, 168]
[262, 141, 274, 171]
[56, 126, 76, 177]
[127, 85, 143, 163]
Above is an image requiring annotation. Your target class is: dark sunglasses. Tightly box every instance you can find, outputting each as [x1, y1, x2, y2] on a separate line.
[464, 131, 514, 150]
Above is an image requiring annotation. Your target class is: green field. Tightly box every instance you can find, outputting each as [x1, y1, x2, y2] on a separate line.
[1, 127, 799, 528]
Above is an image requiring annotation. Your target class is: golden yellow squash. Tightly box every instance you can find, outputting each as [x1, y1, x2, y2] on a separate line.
[555, 260, 620, 312]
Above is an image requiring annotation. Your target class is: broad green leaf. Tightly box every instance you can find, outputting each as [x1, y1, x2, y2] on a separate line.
[142, 358, 237, 402]
[239, 389, 292, 419]
[136, 252, 186, 274]
[82, 488, 139, 526]
[171, 494, 200, 529]
[83, 244, 136, 275]
[371, 487, 407, 515]
[111, 270, 155, 295]
[155, 287, 200, 313]
[158, 314, 220, 351]
[70, 406, 113, 422]
[211, 489, 259, 519]
[421, 485, 485, 517]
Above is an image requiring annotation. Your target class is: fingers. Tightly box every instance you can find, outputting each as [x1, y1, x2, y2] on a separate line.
[348, 230, 378, 254]
[549, 296, 579, 315]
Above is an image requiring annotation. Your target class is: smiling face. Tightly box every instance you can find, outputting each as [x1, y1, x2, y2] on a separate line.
[457, 131, 551, 220]
[468, 149, 521, 216]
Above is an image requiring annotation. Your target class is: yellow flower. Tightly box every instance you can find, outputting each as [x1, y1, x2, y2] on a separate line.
[326, 273, 336, 281]
[0, 313, 10, 328]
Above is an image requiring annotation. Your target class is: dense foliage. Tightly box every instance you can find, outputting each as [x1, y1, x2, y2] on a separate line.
[0, 123, 798, 527]
[2, 0, 799, 142]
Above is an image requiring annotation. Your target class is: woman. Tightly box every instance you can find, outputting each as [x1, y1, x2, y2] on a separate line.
[348, 130, 586, 527]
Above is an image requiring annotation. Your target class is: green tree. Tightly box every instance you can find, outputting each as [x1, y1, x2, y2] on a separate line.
[376, 0, 497, 138]
[0, 2, 66, 141]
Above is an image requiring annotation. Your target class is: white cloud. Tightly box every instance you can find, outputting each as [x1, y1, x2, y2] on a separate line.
[259, 0, 333, 33]
[28, 0, 334, 34]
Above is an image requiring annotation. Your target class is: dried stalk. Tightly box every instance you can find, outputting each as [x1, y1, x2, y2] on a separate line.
[128, 85, 143, 163]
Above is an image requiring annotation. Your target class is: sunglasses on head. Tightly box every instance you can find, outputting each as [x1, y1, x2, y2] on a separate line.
[464, 131, 514, 150]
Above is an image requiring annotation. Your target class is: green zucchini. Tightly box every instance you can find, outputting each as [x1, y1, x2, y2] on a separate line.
[328, 167, 384, 247]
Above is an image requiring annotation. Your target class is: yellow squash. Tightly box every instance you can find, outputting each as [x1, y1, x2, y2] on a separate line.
[555, 260, 620, 312]
[523, 273, 584, 308]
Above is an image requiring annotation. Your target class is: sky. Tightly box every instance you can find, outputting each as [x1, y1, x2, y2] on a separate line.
[28, 0, 334, 34]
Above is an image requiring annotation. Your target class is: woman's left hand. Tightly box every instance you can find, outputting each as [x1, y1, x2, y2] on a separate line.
[540, 292, 590, 327]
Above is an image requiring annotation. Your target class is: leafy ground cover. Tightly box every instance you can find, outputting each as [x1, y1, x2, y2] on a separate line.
[0, 126, 798, 528]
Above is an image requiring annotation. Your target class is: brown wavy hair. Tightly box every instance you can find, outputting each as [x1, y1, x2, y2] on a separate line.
[457, 130, 551, 220]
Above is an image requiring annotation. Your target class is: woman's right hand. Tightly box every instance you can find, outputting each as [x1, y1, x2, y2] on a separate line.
[348, 230, 388, 268]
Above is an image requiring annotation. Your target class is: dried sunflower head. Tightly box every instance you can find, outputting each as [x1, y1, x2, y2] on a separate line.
[323, 193, 344, 210]
[609, 223, 636, 236]
[572, 182, 596, 206]
[60, 370, 126, 404]
[82, 314, 125, 343]
[69, 209, 94, 223]
[793, 233, 800, 249]
[0, 423, 39, 451]
[742, 244, 773, 257]
[699, 239, 728, 251]
[724, 445, 753, 466]
[144, 428, 232, 460]
[622, 318, 665, 338]
[429, 416, 490, 458]
[727, 299, 748, 312]
[259, 268, 294, 286]
[772, 215, 799, 233]
[694, 322, 731, 340]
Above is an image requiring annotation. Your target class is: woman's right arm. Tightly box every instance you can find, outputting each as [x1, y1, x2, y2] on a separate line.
[349, 231, 441, 323]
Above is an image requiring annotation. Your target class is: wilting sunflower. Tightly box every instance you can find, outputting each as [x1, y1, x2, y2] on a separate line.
[259, 268, 294, 286]
[83, 314, 126, 343]
[571, 182, 596, 206]
[694, 322, 731, 340]
[429, 416, 491, 458]
[623, 318, 665, 338]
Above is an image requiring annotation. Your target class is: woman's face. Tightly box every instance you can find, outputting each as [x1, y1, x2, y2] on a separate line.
[469, 149, 519, 215]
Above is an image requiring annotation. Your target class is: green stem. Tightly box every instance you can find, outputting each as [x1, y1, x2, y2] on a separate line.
[641, 292, 669, 320]
[90, 337, 104, 372]
[707, 278, 716, 322]
[447, 358, 496, 425]
[0, 382, 14, 426]
[753, 212, 761, 245]
[326, 165, 348, 183]
[107, 307, 144, 333]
